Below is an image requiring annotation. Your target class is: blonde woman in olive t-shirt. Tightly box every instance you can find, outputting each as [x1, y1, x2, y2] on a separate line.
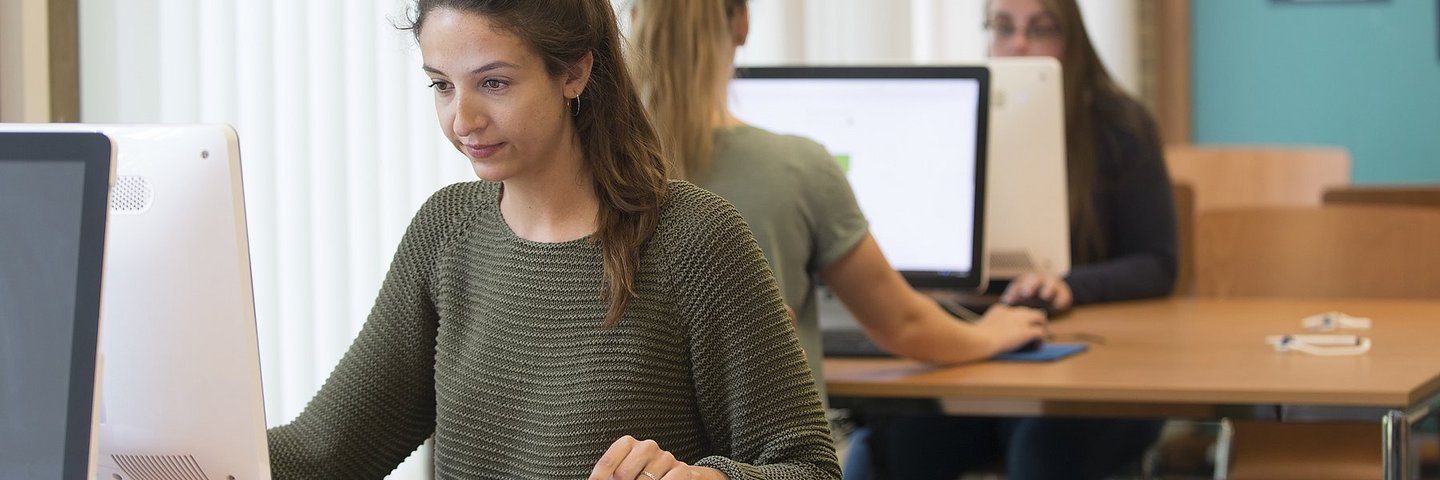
[627, 0, 1048, 390]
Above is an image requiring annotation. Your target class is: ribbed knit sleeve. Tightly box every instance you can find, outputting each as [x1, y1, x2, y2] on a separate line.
[662, 184, 841, 480]
[266, 181, 837, 479]
[266, 182, 477, 479]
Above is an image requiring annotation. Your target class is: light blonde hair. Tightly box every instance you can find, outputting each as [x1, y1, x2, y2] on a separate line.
[628, 0, 747, 181]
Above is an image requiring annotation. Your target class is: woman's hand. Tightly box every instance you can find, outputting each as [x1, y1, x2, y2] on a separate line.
[1000, 272, 1073, 311]
[589, 436, 728, 480]
[972, 304, 1048, 354]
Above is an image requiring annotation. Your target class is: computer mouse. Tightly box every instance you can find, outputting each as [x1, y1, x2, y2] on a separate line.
[1012, 337, 1044, 353]
[1000, 297, 1070, 319]
[1002, 296, 1052, 312]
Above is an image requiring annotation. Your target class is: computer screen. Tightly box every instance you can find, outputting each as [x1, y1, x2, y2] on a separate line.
[0, 131, 112, 480]
[3, 124, 273, 480]
[985, 57, 1070, 279]
[730, 66, 989, 290]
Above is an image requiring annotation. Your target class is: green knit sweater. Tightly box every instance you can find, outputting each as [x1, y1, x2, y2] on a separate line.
[266, 180, 839, 480]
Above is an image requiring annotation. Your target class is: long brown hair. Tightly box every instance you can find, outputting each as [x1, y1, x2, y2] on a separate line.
[989, 0, 1152, 263]
[405, 0, 670, 326]
[628, 0, 747, 181]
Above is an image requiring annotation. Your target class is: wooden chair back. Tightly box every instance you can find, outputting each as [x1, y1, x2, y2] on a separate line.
[1171, 182, 1196, 297]
[1165, 145, 1351, 212]
[1194, 205, 1440, 299]
[1323, 184, 1440, 209]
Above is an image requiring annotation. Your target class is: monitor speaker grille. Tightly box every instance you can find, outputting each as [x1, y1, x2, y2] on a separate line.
[110, 453, 210, 480]
[111, 175, 153, 213]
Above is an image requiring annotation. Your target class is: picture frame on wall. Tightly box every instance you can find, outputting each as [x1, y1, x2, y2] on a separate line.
[1270, 0, 1388, 3]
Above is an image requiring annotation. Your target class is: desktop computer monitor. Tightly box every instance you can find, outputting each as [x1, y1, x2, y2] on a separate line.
[729, 65, 990, 291]
[3, 124, 272, 480]
[0, 130, 114, 480]
[985, 57, 1070, 280]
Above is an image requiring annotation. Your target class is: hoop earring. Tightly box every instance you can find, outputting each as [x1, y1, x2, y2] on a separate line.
[568, 92, 581, 117]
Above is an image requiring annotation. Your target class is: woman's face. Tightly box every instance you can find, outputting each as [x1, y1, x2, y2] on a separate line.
[419, 8, 584, 182]
[987, 0, 1065, 59]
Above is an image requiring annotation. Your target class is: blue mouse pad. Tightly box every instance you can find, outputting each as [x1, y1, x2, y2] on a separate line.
[992, 342, 1089, 362]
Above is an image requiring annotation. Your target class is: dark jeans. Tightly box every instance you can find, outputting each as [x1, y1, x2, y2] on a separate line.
[854, 415, 1164, 480]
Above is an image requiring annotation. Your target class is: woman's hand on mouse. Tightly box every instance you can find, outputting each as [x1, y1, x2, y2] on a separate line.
[973, 304, 1048, 354]
[1001, 273, 1073, 311]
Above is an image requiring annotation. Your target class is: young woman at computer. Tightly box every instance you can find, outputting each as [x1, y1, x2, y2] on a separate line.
[994, 0, 1178, 311]
[627, 0, 1047, 386]
[264, 1, 840, 478]
[861, 0, 1180, 479]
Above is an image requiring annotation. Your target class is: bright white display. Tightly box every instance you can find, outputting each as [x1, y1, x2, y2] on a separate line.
[730, 76, 981, 276]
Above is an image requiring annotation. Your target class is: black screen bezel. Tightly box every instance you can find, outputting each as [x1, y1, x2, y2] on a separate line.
[732, 66, 990, 291]
[0, 131, 111, 480]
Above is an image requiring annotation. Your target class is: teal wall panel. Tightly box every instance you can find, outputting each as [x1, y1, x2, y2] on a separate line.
[1193, 1, 1440, 183]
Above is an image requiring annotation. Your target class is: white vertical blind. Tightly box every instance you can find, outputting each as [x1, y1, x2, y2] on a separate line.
[80, 2, 1140, 480]
[732, 0, 1140, 94]
[909, 0, 990, 64]
[81, 1, 469, 478]
[1077, 0, 1141, 95]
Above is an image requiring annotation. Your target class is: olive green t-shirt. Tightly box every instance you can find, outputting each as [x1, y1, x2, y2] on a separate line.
[699, 125, 870, 393]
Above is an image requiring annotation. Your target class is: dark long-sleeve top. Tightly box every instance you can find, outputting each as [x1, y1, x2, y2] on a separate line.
[1064, 95, 1179, 305]
[266, 180, 840, 480]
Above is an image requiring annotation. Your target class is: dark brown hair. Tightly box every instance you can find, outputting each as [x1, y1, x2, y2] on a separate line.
[405, 0, 670, 326]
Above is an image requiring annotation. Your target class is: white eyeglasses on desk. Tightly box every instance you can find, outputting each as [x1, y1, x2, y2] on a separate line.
[1301, 311, 1372, 332]
[1265, 334, 1372, 356]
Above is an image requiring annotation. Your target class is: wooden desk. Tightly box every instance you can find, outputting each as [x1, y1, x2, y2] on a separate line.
[824, 298, 1440, 480]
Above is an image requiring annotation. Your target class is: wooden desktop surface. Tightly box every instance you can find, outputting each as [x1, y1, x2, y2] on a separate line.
[825, 298, 1440, 410]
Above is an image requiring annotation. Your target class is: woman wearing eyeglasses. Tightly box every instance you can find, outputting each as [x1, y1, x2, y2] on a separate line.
[988, 0, 1178, 313]
[852, 0, 1178, 478]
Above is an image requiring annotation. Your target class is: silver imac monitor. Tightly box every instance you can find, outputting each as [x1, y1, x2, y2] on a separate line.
[985, 57, 1070, 280]
[0, 130, 114, 480]
[3, 124, 272, 480]
[729, 66, 990, 291]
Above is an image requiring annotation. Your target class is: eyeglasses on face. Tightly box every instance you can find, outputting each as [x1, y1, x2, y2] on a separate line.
[985, 21, 1062, 42]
